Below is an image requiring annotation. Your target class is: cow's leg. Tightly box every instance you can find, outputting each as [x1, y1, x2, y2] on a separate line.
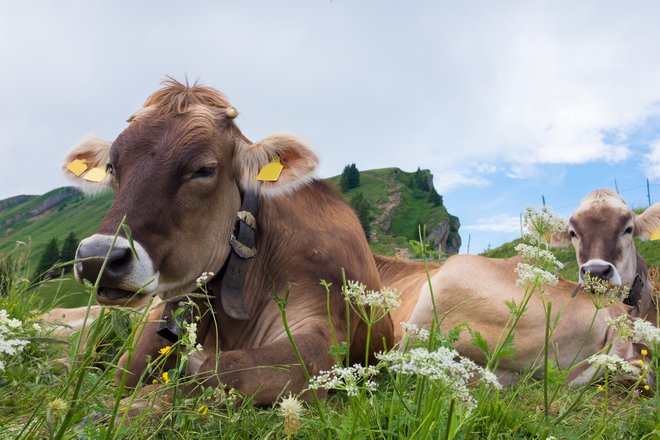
[193, 333, 334, 405]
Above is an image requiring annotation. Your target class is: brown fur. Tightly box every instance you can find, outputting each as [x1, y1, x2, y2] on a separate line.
[62, 79, 393, 406]
[383, 254, 648, 385]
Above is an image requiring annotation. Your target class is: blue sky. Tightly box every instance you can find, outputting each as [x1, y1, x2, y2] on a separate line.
[2, 1, 660, 253]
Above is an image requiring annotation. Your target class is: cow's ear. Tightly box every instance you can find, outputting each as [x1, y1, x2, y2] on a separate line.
[62, 135, 113, 194]
[634, 203, 660, 240]
[236, 133, 319, 196]
[549, 227, 571, 248]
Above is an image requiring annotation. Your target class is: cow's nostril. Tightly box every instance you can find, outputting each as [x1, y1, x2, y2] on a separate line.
[76, 238, 134, 285]
[581, 262, 615, 281]
[108, 247, 133, 272]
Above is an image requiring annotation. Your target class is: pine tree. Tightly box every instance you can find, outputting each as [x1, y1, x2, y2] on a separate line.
[340, 163, 360, 192]
[428, 187, 443, 206]
[350, 191, 371, 240]
[413, 167, 429, 192]
[34, 238, 60, 280]
[60, 232, 79, 273]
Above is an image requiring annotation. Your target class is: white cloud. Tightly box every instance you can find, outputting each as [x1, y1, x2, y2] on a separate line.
[435, 170, 491, 193]
[643, 138, 660, 180]
[2, 1, 660, 199]
[464, 215, 522, 233]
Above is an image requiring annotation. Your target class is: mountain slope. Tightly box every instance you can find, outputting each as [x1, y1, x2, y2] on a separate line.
[0, 168, 460, 261]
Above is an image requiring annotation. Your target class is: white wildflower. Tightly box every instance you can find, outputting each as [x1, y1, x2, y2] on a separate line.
[581, 273, 627, 307]
[181, 321, 203, 356]
[605, 315, 633, 339]
[195, 271, 215, 288]
[376, 347, 501, 409]
[400, 322, 430, 342]
[514, 243, 564, 270]
[514, 262, 558, 287]
[0, 309, 29, 370]
[523, 205, 566, 243]
[32, 323, 42, 333]
[587, 354, 638, 375]
[632, 319, 660, 346]
[308, 364, 379, 396]
[342, 281, 400, 312]
[279, 393, 304, 436]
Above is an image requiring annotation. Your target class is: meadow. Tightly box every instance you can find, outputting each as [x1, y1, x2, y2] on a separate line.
[0, 229, 659, 439]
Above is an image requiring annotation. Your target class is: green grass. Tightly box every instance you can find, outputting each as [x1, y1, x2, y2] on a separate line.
[0, 245, 658, 439]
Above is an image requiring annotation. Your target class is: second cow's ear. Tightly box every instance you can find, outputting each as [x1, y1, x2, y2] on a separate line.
[634, 203, 660, 240]
[62, 135, 113, 194]
[236, 133, 319, 196]
[549, 227, 571, 248]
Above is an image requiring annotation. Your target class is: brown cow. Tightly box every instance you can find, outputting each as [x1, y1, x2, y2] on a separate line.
[378, 190, 660, 384]
[61, 79, 393, 405]
[553, 189, 660, 325]
[380, 254, 651, 385]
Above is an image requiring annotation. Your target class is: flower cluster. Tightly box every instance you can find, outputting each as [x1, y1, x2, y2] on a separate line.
[632, 319, 660, 346]
[581, 273, 628, 308]
[523, 205, 566, 244]
[605, 315, 634, 339]
[514, 263, 558, 288]
[196, 271, 215, 288]
[376, 347, 501, 409]
[0, 309, 29, 371]
[400, 322, 430, 342]
[342, 281, 401, 312]
[308, 364, 379, 396]
[587, 354, 638, 375]
[182, 321, 203, 356]
[514, 243, 564, 270]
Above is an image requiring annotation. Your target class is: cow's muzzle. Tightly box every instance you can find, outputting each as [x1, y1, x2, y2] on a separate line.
[74, 234, 159, 306]
[579, 259, 622, 285]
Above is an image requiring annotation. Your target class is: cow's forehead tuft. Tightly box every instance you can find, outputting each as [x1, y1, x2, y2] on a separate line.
[576, 189, 629, 212]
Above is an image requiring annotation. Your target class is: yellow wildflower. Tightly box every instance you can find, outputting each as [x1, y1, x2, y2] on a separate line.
[638, 360, 644, 367]
[159, 346, 172, 355]
[644, 385, 650, 391]
[162, 371, 170, 384]
[597, 384, 604, 391]
[197, 405, 208, 415]
[641, 349, 648, 356]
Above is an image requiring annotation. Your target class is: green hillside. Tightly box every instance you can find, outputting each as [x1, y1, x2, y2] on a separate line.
[481, 237, 660, 282]
[328, 167, 460, 256]
[0, 188, 113, 258]
[0, 167, 460, 264]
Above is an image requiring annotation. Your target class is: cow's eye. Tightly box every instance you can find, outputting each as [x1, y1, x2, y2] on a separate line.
[624, 226, 633, 235]
[569, 230, 577, 238]
[191, 165, 217, 179]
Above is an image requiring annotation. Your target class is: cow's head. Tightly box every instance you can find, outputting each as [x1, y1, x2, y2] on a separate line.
[554, 189, 660, 288]
[63, 79, 318, 307]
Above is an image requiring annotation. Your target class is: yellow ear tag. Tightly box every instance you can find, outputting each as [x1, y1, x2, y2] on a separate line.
[650, 229, 660, 241]
[83, 167, 107, 182]
[256, 156, 284, 182]
[66, 159, 88, 176]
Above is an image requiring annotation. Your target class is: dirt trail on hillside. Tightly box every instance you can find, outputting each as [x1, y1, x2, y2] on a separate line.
[370, 175, 402, 243]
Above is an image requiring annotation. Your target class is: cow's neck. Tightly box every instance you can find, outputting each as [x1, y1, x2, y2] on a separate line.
[216, 189, 260, 320]
[628, 253, 658, 325]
